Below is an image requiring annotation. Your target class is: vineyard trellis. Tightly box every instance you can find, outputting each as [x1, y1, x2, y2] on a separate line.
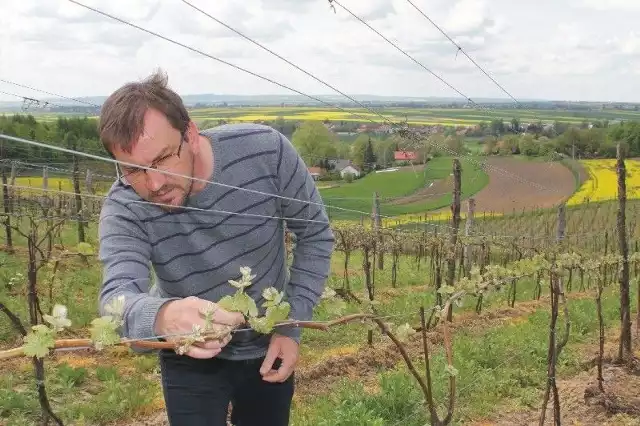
[1, 144, 639, 425]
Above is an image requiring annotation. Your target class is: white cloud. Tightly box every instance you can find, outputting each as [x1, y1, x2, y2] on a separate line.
[0, 0, 638, 103]
[575, 0, 640, 11]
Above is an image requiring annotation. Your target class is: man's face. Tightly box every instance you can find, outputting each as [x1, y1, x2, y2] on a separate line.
[112, 109, 194, 211]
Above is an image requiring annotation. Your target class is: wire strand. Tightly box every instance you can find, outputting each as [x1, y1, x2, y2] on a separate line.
[404, 0, 521, 107]
[65, 0, 557, 196]
[0, 133, 396, 219]
[0, 78, 101, 108]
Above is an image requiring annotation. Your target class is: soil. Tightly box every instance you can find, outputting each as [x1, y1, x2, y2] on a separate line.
[470, 332, 640, 426]
[388, 157, 577, 214]
[454, 157, 577, 214]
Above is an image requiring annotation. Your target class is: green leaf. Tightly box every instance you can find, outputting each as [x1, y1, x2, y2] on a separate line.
[217, 295, 236, 312]
[395, 323, 416, 342]
[265, 302, 290, 324]
[23, 325, 55, 359]
[248, 316, 274, 334]
[246, 297, 258, 318]
[437, 285, 456, 295]
[89, 316, 121, 350]
[75, 242, 95, 256]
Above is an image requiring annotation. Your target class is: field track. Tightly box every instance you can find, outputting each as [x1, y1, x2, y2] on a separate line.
[443, 157, 577, 214]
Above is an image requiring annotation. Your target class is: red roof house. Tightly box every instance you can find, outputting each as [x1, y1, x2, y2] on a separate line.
[394, 151, 418, 161]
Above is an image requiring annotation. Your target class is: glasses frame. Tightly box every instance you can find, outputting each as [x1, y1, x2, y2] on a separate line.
[117, 133, 186, 185]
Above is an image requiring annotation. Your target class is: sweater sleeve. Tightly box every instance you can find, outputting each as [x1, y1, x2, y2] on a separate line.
[98, 198, 179, 343]
[274, 132, 335, 342]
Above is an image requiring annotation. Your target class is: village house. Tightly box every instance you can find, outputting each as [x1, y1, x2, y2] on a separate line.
[307, 166, 326, 181]
[339, 164, 361, 179]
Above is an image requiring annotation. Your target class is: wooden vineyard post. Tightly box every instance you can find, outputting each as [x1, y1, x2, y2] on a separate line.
[373, 191, 383, 270]
[446, 159, 461, 322]
[42, 166, 53, 259]
[71, 138, 85, 244]
[616, 142, 632, 361]
[463, 198, 475, 277]
[540, 203, 569, 426]
[1, 158, 13, 253]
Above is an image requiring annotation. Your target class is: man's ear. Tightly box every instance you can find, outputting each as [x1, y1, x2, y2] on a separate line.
[185, 121, 201, 153]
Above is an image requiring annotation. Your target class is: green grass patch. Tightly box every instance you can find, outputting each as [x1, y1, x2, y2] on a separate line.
[321, 157, 488, 220]
[292, 284, 630, 425]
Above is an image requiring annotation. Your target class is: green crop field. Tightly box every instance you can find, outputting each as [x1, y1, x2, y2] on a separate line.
[189, 106, 640, 126]
[14, 106, 640, 128]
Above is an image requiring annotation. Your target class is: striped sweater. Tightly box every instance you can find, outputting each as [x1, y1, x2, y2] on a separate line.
[97, 123, 335, 360]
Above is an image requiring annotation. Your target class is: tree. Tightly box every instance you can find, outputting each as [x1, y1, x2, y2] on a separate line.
[291, 121, 338, 167]
[351, 134, 370, 170]
[364, 137, 377, 172]
[490, 119, 505, 136]
[445, 135, 465, 155]
[374, 139, 395, 169]
[511, 118, 520, 133]
[519, 134, 538, 156]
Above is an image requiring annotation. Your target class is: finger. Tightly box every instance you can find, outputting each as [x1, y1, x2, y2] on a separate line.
[263, 356, 295, 383]
[198, 301, 245, 327]
[260, 343, 280, 376]
[184, 346, 222, 359]
[195, 335, 231, 350]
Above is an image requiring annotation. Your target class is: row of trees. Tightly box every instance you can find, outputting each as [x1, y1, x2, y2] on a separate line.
[476, 121, 640, 159]
[0, 114, 103, 161]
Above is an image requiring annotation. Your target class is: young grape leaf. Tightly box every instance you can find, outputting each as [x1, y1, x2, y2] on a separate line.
[75, 242, 95, 256]
[43, 304, 72, 332]
[248, 316, 274, 334]
[23, 325, 55, 359]
[395, 323, 416, 342]
[89, 316, 121, 350]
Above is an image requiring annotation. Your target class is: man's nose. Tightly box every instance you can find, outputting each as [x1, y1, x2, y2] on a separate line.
[146, 169, 166, 192]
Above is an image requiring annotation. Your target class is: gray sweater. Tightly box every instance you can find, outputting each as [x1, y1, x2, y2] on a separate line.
[97, 123, 334, 360]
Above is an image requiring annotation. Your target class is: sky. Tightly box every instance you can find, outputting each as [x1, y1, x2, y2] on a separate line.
[1, 0, 640, 103]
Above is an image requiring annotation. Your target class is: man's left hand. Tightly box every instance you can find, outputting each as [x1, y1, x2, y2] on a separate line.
[259, 333, 299, 383]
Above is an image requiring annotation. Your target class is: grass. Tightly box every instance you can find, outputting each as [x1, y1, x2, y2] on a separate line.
[291, 283, 631, 425]
[0, 214, 636, 425]
[321, 156, 489, 220]
[0, 166, 637, 425]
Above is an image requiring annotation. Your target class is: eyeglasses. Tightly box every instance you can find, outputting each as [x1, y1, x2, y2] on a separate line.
[119, 138, 184, 184]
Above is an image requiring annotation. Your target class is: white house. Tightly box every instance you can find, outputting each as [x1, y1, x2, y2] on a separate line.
[339, 164, 361, 179]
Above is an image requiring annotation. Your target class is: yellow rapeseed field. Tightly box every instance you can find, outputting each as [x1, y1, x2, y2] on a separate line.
[11, 177, 109, 196]
[566, 159, 640, 206]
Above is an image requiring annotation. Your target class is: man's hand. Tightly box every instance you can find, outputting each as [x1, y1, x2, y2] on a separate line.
[259, 333, 299, 383]
[154, 296, 245, 359]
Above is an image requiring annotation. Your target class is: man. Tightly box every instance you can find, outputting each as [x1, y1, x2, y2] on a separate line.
[97, 69, 334, 425]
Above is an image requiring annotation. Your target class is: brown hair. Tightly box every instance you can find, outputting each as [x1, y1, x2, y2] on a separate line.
[98, 68, 190, 154]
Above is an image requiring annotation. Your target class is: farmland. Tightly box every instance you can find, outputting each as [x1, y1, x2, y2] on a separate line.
[17, 105, 640, 128]
[189, 106, 640, 127]
[1, 184, 640, 425]
[567, 159, 640, 206]
[320, 157, 489, 220]
[2, 112, 640, 426]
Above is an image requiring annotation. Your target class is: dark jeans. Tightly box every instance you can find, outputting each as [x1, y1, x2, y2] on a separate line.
[158, 350, 295, 426]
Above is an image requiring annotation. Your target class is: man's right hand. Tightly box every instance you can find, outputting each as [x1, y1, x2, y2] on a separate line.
[154, 296, 245, 359]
